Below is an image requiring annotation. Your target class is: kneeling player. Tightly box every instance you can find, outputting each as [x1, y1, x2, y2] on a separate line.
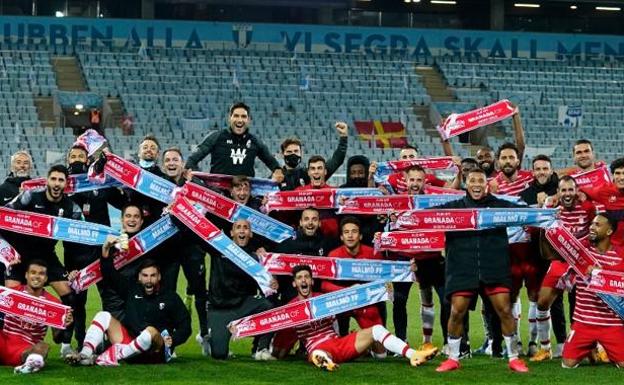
[289, 265, 437, 371]
[66, 251, 191, 366]
[0, 260, 74, 374]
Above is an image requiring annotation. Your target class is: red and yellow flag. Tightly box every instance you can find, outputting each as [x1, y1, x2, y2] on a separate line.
[354, 121, 407, 148]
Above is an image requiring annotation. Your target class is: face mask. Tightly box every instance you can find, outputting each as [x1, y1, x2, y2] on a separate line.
[139, 159, 155, 169]
[284, 154, 301, 168]
[68, 161, 88, 174]
[348, 177, 368, 188]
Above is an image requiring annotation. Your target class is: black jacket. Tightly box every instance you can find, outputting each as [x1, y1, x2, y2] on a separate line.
[101, 257, 191, 348]
[434, 194, 522, 296]
[0, 175, 30, 205]
[207, 244, 263, 308]
[520, 173, 559, 206]
[3, 189, 82, 260]
[123, 163, 169, 227]
[186, 129, 280, 177]
[280, 136, 348, 191]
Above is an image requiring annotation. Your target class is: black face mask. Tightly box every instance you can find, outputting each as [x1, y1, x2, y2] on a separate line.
[68, 161, 88, 175]
[347, 177, 368, 188]
[284, 154, 301, 168]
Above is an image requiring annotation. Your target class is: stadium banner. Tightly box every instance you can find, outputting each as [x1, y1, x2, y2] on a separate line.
[0, 236, 21, 269]
[557, 105, 583, 129]
[0, 286, 71, 329]
[179, 182, 295, 242]
[393, 208, 557, 231]
[113, 215, 180, 270]
[374, 231, 445, 254]
[191, 172, 279, 196]
[70, 260, 102, 293]
[0, 206, 119, 245]
[75, 129, 108, 156]
[229, 280, 390, 338]
[3, 16, 624, 61]
[260, 253, 413, 282]
[169, 197, 275, 296]
[437, 99, 517, 140]
[21, 173, 123, 194]
[570, 165, 612, 190]
[373, 157, 456, 184]
[588, 269, 624, 297]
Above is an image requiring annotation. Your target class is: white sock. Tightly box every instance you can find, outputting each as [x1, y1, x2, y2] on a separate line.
[118, 329, 152, 360]
[447, 336, 461, 361]
[528, 301, 538, 344]
[371, 325, 414, 359]
[81, 311, 111, 356]
[420, 304, 435, 343]
[512, 298, 522, 341]
[504, 334, 519, 360]
[536, 309, 551, 350]
[24, 353, 45, 370]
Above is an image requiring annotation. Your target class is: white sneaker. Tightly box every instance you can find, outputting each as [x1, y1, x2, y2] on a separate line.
[14, 355, 44, 374]
[553, 343, 564, 358]
[60, 343, 75, 359]
[254, 348, 276, 361]
[95, 344, 122, 366]
[198, 334, 211, 357]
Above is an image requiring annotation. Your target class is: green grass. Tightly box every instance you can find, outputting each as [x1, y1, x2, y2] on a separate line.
[1, 254, 621, 384]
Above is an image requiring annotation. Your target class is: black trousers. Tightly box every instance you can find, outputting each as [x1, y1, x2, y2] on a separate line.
[180, 245, 208, 336]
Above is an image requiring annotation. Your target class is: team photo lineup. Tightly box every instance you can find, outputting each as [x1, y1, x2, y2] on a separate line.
[1, 1, 624, 382]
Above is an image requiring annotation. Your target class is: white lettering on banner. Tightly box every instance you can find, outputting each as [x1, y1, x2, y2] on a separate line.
[236, 320, 257, 333]
[351, 265, 381, 274]
[556, 234, 581, 261]
[67, 227, 97, 238]
[106, 159, 126, 175]
[177, 204, 202, 225]
[0, 293, 14, 307]
[4, 216, 33, 227]
[231, 148, 247, 165]
[325, 295, 354, 308]
[400, 236, 438, 245]
[286, 195, 315, 204]
[259, 313, 290, 326]
[190, 190, 218, 207]
[149, 182, 169, 195]
[424, 216, 458, 224]
[366, 286, 386, 299]
[491, 213, 529, 223]
[151, 224, 170, 238]
[17, 302, 46, 316]
[224, 244, 255, 267]
[610, 280, 624, 289]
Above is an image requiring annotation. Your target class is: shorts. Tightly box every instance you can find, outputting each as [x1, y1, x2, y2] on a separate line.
[352, 305, 383, 329]
[0, 331, 33, 366]
[452, 285, 510, 298]
[509, 242, 546, 294]
[312, 333, 361, 364]
[540, 261, 570, 289]
[562, 321, 624, 363]
[6, 254, 68, 283]
[118, 324, 166, 364]
[414, 257, 445, 288]
[272, 328, 299, 353]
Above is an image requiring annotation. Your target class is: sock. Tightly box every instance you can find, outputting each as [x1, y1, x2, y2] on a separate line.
[118, 329, 152, 360]
[60, 292, 76, 344]
[503, 334, 519, 361]
[536, 309, 551, 350]
[371, 325, 414, 359]
[24, 353, 45, 370]
[481, 304, 491, 340]
[447, 335, 461, 361]
[528, 301, 538, 345]
[81, 311, 111, 356]
[512, 298, 522, 342]
[420, 304, 435, 343]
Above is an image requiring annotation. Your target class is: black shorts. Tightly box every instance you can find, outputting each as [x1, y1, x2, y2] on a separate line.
[414, 257, 445, 288]
[5, 254, 68, 283]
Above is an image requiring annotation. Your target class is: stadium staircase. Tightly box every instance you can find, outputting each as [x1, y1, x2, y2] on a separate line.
[414, 65, 454, 138]
[52, 56, 87, 91]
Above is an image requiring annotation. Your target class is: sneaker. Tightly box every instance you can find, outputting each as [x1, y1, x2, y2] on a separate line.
[509, 358, 529, 373]
[60, 343, 75, 359]
[161, 330, 172, 362]
[595, 349, 610, 363]
[254, 348, 276, 361]
[65, 352, 95, 366]
[14, 357, 44, 375]
[530, 348, 552, 362]
[436, 358, 461, 372]
[418, 342, 436, 351]
[95, 344, 122, 367]
[552, 343, 564, 358]
[459, 346, 472, 360]
[311, 349, 338, 371]
[527, 342, 538, 357]
[410, 346, 438, 367]
[473, 339, 489, 355]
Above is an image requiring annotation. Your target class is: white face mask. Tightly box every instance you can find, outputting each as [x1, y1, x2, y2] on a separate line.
[139, 159, 155, 169]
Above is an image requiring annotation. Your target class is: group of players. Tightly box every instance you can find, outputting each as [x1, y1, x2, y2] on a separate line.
[1, 101, 623, 374]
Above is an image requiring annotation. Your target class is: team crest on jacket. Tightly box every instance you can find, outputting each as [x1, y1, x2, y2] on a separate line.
[231, 148, 247, 165]
[159, 302, 166, 310]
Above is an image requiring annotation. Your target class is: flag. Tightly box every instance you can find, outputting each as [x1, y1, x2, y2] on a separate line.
[403, 74, 409, 90]
[299, 65, 310, 91]
[232, 63, 242, 88]
[354, 121, 407, 149]
[558, 105, 583, 128]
